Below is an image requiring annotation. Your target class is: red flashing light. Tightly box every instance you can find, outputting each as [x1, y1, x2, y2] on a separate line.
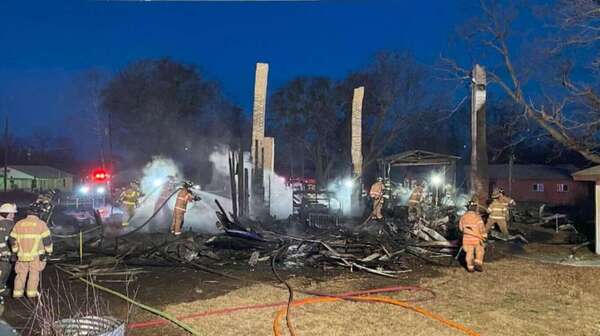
[91, 169, 110, 183]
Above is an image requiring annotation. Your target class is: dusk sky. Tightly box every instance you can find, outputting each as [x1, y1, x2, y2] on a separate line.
[0, 1, 472, 142]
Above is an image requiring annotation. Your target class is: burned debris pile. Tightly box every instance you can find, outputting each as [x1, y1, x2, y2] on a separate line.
[51, 198, 463, 281]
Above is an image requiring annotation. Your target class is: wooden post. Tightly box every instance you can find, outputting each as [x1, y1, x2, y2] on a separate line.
[508, 154, 514, 197]
[238, 150, 245, 217]
[594, 180, 600, 255]
[228, 151, 238, 220]
[3, 117, 7, 192]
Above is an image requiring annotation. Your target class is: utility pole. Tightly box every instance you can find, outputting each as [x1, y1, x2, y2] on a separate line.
[470, 64, 489, 203]
[3, 117, 7, 193]
[508, 154, 515, 197]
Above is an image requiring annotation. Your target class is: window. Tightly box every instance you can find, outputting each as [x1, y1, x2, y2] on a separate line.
[533, 183, 544, 192]
[557, 184, 569, 192]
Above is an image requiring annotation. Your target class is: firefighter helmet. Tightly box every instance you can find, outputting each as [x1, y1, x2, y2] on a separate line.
[0, 203, 17, 214]
[467, 200, 478, 210]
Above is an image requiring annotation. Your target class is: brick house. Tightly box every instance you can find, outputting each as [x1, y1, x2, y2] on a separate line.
[487, 164, 589, 205]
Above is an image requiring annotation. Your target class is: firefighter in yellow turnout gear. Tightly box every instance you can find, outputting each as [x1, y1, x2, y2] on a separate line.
[9, 209, 53, 298]
[486, 188, 515, 236]
[119, 181, 143, 227]
[369, 178, 385, 220]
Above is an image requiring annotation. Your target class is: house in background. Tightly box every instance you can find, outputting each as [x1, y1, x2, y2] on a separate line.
[0, 165, 73, 192]
[488, 164, 589, 205]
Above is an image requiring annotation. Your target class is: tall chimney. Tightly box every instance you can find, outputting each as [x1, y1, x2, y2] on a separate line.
[470, 64, 489, 203]
[251, 63, 269, 168]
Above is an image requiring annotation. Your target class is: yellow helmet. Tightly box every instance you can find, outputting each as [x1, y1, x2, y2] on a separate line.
[0, 203, 17, 214]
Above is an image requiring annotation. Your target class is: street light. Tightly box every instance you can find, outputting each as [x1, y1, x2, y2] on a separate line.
[343, 178, 354, 188]
[430, 173, 443, 207]
[79, 185, 90, 195]
[153, 179, 163, 187]
[430, 174, 443, 186]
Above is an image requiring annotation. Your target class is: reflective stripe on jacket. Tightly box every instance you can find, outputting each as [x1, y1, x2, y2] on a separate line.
[488, 199, 508, 220]
[459, 211, 486, 245]
[0, 219, 13, 257]
[369, 182, 384, 198]
[174, 189, 194, 212]
[408, 187, 424, 205]
[120, 189, 140, 206]
[10, 215, 53, 262]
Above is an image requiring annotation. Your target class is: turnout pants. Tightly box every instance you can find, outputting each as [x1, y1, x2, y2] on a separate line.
[122, 205, 136, 226]
[371, 198, 383, 219]
[464, 242, 485, 271]
[0, 260, 11, 296]
[487, 218, 509, 235]
[171, 210, 185, 234]
[14, 257, 46, 298]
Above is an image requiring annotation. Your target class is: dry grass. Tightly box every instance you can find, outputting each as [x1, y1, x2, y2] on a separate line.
[130, 257, 600, 336]
[417, 258, 600, 336]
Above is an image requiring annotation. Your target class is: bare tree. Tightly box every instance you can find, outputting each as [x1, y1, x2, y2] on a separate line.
[340, 52, 441, 174]
[446, 0, 600, 163]
[102, 58, 220, 165]
[270, 77, 344, 182]
[71, 70, 110, 165]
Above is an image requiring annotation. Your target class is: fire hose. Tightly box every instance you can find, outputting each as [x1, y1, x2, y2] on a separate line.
[269, 240, 479, 336]
[127, 285, 436, 330]
[117, 187, 182, 238]
[272, 295, 481, 336]
[52, 187, 180, 240]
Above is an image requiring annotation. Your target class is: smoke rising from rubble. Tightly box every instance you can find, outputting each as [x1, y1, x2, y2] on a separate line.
[207, 145, 293, 220]
[264, 171, 293, 220]
[128, 156, 227, 234]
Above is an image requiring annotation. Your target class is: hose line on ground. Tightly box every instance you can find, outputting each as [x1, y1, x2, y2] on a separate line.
[53, 187, 181, 240]
[271, 244, 297, 336]
[272, 295, 481, 336]
[56, 265, 203, 335]
[127, 285, 437, 330]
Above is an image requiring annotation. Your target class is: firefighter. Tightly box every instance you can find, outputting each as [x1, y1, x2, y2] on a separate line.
[170, 183, 200, 235]
[0, 204, 17, 303]
[468, 194, 487, 214]
[154, 176, 177, 215]
[498, 188, 516, 221]
[407, 182, 425, 215]
[369, 177, 385, 220]
[9, 207, 53, 298]
[119, 181, 142, 227]
[459, 200, 487, 272]
[487, 188, 512, 236]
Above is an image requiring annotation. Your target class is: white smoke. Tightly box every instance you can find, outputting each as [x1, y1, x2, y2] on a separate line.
[139, 157, 182, 196]
[121, 147, 293, 234]
[205, 147, 231, 194]
[327, 178, 351, 215]
[127, 156, 227, 234]
[206, 146, 292, 220]
[264, 171, 293, 220]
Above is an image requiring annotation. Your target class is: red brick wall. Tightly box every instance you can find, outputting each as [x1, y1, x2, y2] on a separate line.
[489, 179, 590, 205]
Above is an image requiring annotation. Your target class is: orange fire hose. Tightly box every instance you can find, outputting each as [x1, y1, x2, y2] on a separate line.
[273, 295, 480, 336]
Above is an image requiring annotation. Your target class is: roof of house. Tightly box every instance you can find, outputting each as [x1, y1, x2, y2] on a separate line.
[380, 150, 461, 167]
[572, 165, 600, 181]
[488, 164, 575, 180]
[9, 165, 73, 178]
